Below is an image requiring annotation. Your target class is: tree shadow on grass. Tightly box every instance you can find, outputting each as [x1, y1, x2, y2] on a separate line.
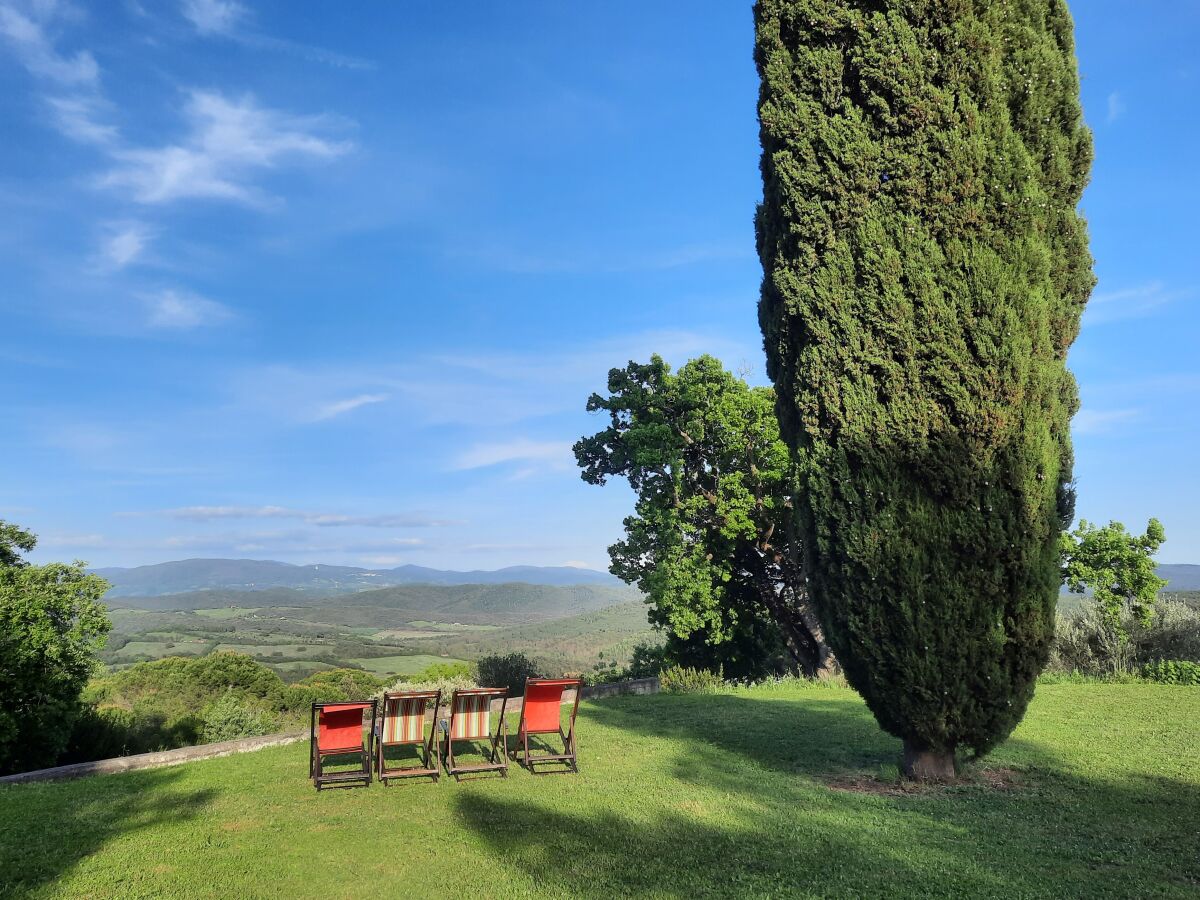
[0, 767, 216, 896]
[456, 693, 1199, 898]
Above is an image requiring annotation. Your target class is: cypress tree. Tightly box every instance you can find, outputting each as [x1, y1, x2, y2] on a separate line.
[755, 0, 1093, 777]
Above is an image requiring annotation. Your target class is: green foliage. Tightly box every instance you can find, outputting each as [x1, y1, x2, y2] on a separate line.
[1139, 660, 1200, 686]
[475, 652, 541, 696]
[286, 668, 385, 705]
[0, 522, 111, 774]
[1061, 518, 1167, 635]
[755, 1, 1093, 760]
[575, 355, 828, 677]
[0, 519, 37, 568]
[659, 665, 725, 695]
[200, 693, 280, 743]
[625, 641, 668, 678]
[411, 661, 472, 681]
[1048, 598, 1200, 676]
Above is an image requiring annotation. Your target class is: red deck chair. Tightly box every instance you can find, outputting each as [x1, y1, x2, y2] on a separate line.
[511, 678, 582, 774]
[376, 690, 441, 784]
[441, 687, 508, 780]
[309, 700, 376, 790]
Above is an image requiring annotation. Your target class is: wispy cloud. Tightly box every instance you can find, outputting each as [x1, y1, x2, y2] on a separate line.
[143, 289, 233, 329]
[1073, 408, 1139, 436]
[1086, 281, 1183, 325]
[1106, 91, 1126, 124]
[102, 90, 351, 206]
[45, 94, 115, 144]
[452, 438, 572, 472]
[158, 506, 457, 528]
[95, 221, 152, 270]
[0, 2, 98, 85]
[180, 0, 244, 36]
[311, 393, 389, 422]
[178, 0, 374, 70]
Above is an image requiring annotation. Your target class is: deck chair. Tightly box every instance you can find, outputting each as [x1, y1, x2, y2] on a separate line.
[511, 678, 582, 774]
[441, 687, 508, 780]
[376, 690, 441, 784]
[309, 700, 376, 790]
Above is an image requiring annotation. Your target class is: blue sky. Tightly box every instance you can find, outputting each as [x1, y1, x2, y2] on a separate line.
[2, 1, 1197, 571]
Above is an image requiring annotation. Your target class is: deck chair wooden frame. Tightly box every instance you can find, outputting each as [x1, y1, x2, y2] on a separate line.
[375, 690, 441, 784]
[510, 677, 582, 774]
[310, 699, 376, 790]
[441, 687, 508, 780]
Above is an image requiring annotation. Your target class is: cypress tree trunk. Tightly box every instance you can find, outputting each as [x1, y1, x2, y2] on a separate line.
[755, 0, 1092, 777]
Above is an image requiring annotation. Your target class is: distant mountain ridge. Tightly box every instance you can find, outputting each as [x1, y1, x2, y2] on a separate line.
[92, 557, 619, 597]
[1159, 564, 1200, 592]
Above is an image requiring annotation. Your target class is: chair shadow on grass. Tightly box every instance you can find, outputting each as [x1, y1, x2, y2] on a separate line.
[0, 766, 216, 895]
[454, 693, 1200, 898]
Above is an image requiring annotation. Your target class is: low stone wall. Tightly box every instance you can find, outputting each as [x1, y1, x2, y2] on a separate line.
[0, 731, 306, 787]
[0, 676, 662, 786]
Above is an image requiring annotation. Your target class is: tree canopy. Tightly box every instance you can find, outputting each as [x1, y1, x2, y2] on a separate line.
[755, 0, 1093, 776]
[0, 521, 111, 774]
[574, 355, 828, 677]
[1061, 518, 1167, 635]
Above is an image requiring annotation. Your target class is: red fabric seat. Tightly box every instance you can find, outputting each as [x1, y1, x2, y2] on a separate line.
[520, 680, 577, 735]
[317, 703, 370, 754]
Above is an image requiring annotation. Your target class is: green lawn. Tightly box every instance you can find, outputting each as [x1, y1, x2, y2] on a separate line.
[1, 682, 1196, 898]
[348, 654, 467, 676]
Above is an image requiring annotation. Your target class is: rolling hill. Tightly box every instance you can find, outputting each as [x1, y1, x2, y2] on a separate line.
[92, 558, 618, 596]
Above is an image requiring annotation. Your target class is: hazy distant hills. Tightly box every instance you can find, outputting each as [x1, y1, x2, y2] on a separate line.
[108, 582, 641, 625]
[1158, 564, 1200, 592]
[92, 557, 619, 597]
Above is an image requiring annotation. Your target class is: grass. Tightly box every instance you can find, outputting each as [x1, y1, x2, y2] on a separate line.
[348, 654, 468, 676]
[113, 640, 208, 659]
[1, 682, 1196, 898]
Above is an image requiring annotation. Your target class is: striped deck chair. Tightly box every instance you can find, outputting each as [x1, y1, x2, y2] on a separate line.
[376, 690, 441, 784]
[309, 700, 376, 790]
[511, 678, 582, 774]
[441, 687, 508, 780]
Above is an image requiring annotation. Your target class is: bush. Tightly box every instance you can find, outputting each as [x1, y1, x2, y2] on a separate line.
[626, 641, 668, 679]
[1048, 599, 1200, 676]
[200, 693, 279, 743]
[660, 665, 724, 695]
[411, 662, 472, 682]
[1140, 660, 1200, 685]
[475, 653, 541, 696]
[277, 668, 386, 711]
[387, 673, 478, 699]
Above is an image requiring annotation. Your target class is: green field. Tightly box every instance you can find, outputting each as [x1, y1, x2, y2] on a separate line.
[2, 681, 1195, 898]
[192, 607, 261, 619]
[348, 654, 467, 677]
[112, 640, 208, 659]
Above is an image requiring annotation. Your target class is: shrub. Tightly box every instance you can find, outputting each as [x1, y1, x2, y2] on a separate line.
[660, 665, 724, 695]
[1048, 598, 1200, 676]
[1140, 660, 1200, 686]
[279, 668, 386, 711]
[410, 662, 472, 682]
[625, 642, 668, 679]
[387, 673, 478, 699]
[200, 693, 279, 744]
[475, 653, 541, 696]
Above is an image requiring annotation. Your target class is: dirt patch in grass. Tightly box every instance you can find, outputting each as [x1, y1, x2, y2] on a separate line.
[825, 766, 1027, 796]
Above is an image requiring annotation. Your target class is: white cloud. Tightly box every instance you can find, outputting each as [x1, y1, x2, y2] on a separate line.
[0, 2, 98, 85]
[452, 438, 572, 472]
[96, 221, 152, 269]
[1073, 408, 1139, 436]
[1106, 91, 1126, 124]
[158, 506, 456, 528]
[1085, 281, 1182, 325]
[143, 289, 233, 329]
[180, 0, 245, 36]
[311, 393, 389, 422]
[46, 94, 115, 144]
[102, 90, 351, 206]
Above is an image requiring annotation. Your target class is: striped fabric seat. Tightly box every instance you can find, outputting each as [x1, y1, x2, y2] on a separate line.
[382, 696, 427, 744]
[451, 693, 493, 740]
